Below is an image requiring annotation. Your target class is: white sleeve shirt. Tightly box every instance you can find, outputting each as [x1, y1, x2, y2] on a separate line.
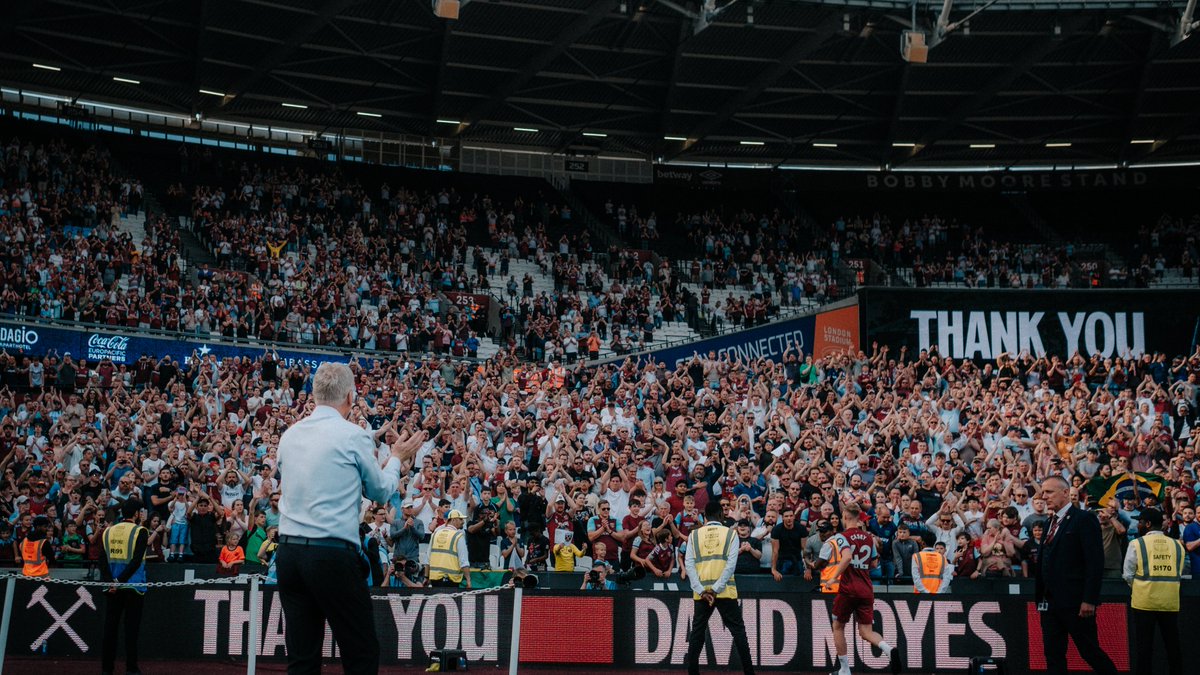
[278, 406, 401, 546]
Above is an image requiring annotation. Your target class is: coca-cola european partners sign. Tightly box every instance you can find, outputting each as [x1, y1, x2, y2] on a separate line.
[86, 334, 130, 362]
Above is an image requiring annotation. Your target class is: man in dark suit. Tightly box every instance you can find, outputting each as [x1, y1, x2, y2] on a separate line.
[1034, 476, 1118, 675]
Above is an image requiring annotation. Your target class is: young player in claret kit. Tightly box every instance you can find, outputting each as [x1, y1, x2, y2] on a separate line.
[821, 501, 903, 675]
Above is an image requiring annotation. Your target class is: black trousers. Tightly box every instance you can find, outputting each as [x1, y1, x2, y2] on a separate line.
[1040, 606, 1118, 675]
[101, 589, 143, 673]
[686, 598, 755, 675]
[1133, 608, 1182, 675]
[276, 543, 380, 675]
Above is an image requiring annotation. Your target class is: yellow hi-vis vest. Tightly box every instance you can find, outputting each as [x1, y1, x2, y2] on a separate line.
[915, 549, 945, 593]
[428, 526, 465, 583]
[820, 539, 841, 594]
[689, 523, 738, 600]
[1131, 532, 1184, 612]
[103, 522, 149, 593]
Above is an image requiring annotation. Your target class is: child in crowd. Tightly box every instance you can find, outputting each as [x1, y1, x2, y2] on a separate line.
[166, 487, 189, 562]
[217, 531, 245, 577]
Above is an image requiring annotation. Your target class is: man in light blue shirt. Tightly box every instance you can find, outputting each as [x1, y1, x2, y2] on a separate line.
[275, 362, 426, 675]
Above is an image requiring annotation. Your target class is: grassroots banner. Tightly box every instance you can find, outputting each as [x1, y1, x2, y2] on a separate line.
[858, 288, 1200, 360]
[1086, 472, 1170, 507]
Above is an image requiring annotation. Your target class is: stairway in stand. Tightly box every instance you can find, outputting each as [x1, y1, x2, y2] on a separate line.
[115, 211, 149, 253]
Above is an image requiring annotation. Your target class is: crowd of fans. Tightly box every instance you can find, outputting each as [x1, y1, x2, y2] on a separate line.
[5, 130, 1200, 591]
[0, 135, 189, 326]
[4, 337, 1200, 590]
[597, 199, 842, 327]
[1131, 213, 1200, 278]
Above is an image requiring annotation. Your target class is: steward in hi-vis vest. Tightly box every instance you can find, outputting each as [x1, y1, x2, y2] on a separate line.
[913, 536, 951, 594]
[428, 509, 471, 588]
[19, 516, 52, 578]
[1122, 508, 1187, 675]
[100, 499, 150, 675]
[682, 500, 755, 675]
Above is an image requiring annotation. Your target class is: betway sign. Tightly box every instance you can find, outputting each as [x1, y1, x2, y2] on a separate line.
[860, 288, 1200, 360]
[629, 597, 1009, 671]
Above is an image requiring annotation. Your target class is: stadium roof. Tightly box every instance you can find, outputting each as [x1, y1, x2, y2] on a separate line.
[2, 0, 1200, 168]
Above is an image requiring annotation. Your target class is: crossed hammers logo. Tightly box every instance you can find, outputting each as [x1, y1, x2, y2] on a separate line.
[27, 585, 95, 653]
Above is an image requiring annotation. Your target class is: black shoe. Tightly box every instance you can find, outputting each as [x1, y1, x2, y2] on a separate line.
[890, 646, 904, 674]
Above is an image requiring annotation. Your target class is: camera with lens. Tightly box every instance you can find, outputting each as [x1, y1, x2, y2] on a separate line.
[610, 567, 642, 585]
[588, 570, 600, 583]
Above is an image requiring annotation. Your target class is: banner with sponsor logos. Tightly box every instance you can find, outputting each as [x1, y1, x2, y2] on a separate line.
[0, 318, 353, 371]
[858, 288, 1200, 360]
[646, 315, 815, 368]
[652, 165, 767, 190]
[645, 303, 858, 367]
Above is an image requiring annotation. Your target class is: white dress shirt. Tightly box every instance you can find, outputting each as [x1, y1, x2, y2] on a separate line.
[278, 406, 401, 546]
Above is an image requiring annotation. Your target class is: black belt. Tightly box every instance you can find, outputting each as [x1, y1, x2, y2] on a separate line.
[278, 535, 359, 552]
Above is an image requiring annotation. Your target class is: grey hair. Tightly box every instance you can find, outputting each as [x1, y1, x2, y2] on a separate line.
[312, 363, 356, 406]
[1042, 475, 1069, 490]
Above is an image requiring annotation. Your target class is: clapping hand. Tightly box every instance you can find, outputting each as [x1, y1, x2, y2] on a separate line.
[390, 429, 428, 463]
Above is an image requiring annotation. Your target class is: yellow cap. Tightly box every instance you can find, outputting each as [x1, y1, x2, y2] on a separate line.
[447, 509, 466, 521]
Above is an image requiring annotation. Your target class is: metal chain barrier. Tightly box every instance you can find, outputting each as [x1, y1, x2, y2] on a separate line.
[0, 572, 269, 588]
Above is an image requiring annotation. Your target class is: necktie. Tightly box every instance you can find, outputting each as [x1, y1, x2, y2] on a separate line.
[1045, 514, 1060, 544]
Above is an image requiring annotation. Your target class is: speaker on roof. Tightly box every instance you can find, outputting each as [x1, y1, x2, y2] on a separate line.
[433, 0, 460, 19]
[902, 31, 928, 64]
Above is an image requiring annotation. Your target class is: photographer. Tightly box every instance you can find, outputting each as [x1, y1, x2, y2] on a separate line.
[581, 563, 618, 591]
[390, 501, 425, 565]
[467, 503, 500, 568]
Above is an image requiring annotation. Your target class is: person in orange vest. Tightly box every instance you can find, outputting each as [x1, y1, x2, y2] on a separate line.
[586, 332, 601, 361]
[19, 516, 53, 578]
[912, 533, 952, 594]
[548, 361, 566, 390]
[525, 368, 542, 393]
[813, 520, 842, 594]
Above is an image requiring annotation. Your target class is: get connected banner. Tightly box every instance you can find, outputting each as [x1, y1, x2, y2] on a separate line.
[647, 304, 859, 368]
[859, 288, 1200, 360]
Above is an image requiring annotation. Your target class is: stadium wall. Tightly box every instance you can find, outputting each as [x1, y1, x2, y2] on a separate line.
[8, 579, 1193, 672]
